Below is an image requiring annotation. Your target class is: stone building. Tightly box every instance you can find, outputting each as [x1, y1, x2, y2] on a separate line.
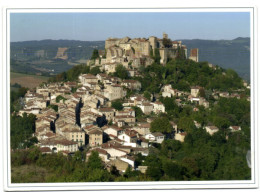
[189, 48, 199, 62]
[104, 33, 193, 66]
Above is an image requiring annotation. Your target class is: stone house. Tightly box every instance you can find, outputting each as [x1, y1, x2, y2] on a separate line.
[114, 115, 136, 125]
[170, 121, 178, 132]
[104, 85, 126, 101]
[120, 155, 136, 168]
[145, 132, 164, 144]
[104, 62, 119, 73]
[103, 146, 128, 158]
[86, 148, 110, 163]
[175, 132, 187, 142]
[99, 107, 115, 121]
[219, 92, 230, 98]
[205, 125, 219, 135]
[229, 126, 241, 132]
[79, 74, 98, 85]
[138, 166, 148, 174]
[132, 123, 151, 135]
[63, 127, 85, 147]
[102, 125, 123, 137]
[107, 159, 129, 173]
[88, 128, 103, 147]
[152, 101, 165, 114]
[115, 109, 135, 118]
[19, 108, 41, 116]
[138, 102, 153, 115]
[191, 86, 202, 97]
[118, 130, 138, 147]
[38, 138, 78, 153]
[121, 80, 142, 91]
[64, 81, 77, 89]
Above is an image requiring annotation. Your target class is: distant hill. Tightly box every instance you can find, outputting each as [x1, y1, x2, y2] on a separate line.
[10, 38, 250, 81]
[180, 37, 250, 81]
[11, 39, 105, 61]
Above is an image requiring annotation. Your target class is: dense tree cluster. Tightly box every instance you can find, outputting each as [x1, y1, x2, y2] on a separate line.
[111, 100, 123, 111]
[48, 64, 90, 82]
[113, 64, 129, 79]
[134, 59, 243, 94]
[11, 113, 37, 149]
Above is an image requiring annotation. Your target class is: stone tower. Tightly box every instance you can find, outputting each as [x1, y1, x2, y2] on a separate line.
[189, 48, 199, 62]
[163, 32, 168, 39]
[148, 36, 157, 55]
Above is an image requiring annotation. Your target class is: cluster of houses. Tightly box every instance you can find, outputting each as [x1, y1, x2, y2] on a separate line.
[16, 68, 247, 173]
[16, 32, 250, 173]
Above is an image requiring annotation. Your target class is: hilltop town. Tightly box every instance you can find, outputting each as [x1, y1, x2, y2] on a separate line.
[12, 33, 250, 177]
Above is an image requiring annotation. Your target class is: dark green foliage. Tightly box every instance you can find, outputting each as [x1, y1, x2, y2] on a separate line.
[90, 66, 101, 75]
[144, 154, 163, 181]
[139, 58, 243, 93]
[160, 97, 178, 112]
[162, 160, 186, 180]
[131, 106, 144, 118]
[162, 38, 172, 48]
[11, 113, 36, 149]
[86, 151, 104, 170]
[10, 87, 28, 112]
[143, 91, 151, 100]
[111, 100, 123, 111]
[153, 48, 161, 64]
[177, 117, 196, 133]
[91, 49, 99, 60]
[150, 117, 172, 134]
[114, 64, 128, 79]
[11, 83, 22, 88]
[48, 64, 90, 82]
[48, 105, 58, 112]
[56, 95, 66, 103]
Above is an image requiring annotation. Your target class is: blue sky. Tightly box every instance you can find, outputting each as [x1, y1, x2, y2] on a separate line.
[10, 12, 250, 42]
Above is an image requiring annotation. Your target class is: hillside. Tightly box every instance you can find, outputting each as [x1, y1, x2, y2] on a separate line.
[10, 38, 250, 81]
[180, 37, 250, 81]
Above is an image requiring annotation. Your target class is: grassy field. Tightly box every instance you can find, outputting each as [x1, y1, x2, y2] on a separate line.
[10, 72, 49, 89]
[11, 164, 50, 183]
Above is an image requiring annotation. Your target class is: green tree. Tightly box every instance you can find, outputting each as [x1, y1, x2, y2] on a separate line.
[150, 117, 172, 134]
[90, 66, 101, 75]
[131, 106, 144, 118]
[114, 64, 128, 79]
[56, 95, 67, 103]
[86, 151, 104, 170]
[111, 100, 123, 111]
[162, 38, 172, 48]
[143, 91, 151, 100]
[177, 117, 195, 133]
[91, 49, 99, 60]
[153, 48, 161, 64]
[48, 104, 58, 112]
[11, 113, 36, 149]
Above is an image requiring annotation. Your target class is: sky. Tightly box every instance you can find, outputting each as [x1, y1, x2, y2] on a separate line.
[10, 11, 250, 42]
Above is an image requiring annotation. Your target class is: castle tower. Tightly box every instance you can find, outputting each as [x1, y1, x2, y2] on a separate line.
[148, 36, 157, 55]
[163, 32, 168, 39]
[189, 48, 199, 62]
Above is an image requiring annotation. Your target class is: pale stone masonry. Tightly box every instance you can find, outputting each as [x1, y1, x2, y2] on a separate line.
[104, 33, 190, 65]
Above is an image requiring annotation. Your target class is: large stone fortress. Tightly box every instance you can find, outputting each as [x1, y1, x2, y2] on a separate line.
[103, 33, 198, 65]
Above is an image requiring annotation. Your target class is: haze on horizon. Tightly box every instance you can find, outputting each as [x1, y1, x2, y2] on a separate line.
[10, 12, 250, 42]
